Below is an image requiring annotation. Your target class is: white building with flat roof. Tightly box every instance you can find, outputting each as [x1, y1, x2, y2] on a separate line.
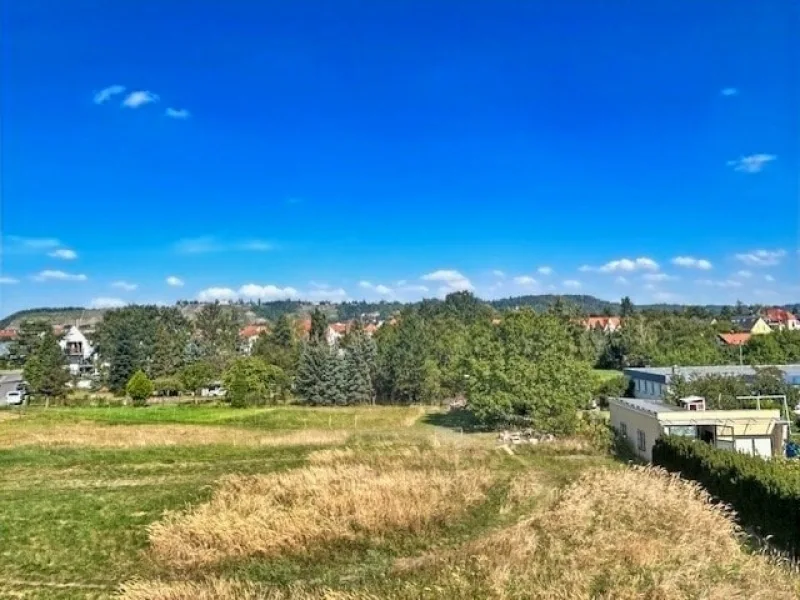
[609, 396, 788, 461]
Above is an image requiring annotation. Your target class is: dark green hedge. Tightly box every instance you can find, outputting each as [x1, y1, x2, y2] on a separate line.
[652, 436, 800, 554]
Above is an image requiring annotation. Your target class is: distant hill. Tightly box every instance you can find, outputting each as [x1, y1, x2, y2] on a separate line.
[3, 295, 799, 329]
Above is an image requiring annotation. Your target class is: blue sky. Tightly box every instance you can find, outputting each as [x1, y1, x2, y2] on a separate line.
[1, 1, 797, 315]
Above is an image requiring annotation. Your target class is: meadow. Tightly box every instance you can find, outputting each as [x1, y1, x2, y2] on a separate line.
[0, 404, 797, 599]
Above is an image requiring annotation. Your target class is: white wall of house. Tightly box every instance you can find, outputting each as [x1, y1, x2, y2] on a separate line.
[609, 400, 664, 461]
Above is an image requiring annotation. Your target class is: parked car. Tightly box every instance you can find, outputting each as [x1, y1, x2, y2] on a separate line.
[5, 390, 23, 406]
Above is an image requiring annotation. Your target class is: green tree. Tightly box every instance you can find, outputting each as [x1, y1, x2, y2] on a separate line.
[620, 296, 635, 318]
[743, 334, 784, 365]
[152, 376, 182, 396]
[126, 370, 154, 406]
[252, 315, 300, 375]
[467, 310, 592, 433]
[195, 303, 240, 371]
[108, 324, 137, 393]
[223, 356, 289, 407]
[178, 361, 217, 397]
[295, 342, 333, 405]
[309, 308, 328, 344]
[23, 330, 69, 405]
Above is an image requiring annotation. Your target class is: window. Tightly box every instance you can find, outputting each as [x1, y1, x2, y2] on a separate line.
[619, 422, 627, 438]
[637, 430, 646, 452]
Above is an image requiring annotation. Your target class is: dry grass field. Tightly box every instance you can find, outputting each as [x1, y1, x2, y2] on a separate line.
[0, 404, 797, 599]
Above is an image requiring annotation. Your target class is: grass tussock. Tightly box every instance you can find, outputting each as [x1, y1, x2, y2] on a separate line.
[148, 463, 493, 570]
[395, 466, 800, 599]
[0, 423, 347, 448]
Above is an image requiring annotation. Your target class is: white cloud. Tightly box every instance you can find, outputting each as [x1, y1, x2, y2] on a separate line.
[643, 283, 656, 291]
[671, 256, 712, 270]
[122, 90, 159, 108]
[578, 265, 593, 273]
[198, 287, 237, 303]
[166, 276, 184, 287]
[358, 281, 394, 296]
[111, 280, 138, 291]
[720, 87, 738, 97]
[421, 269, 474, 293]
[727, 154, 776, 173]
[32, 270, 87, 282]
[754, 289, 778, 298]
[614, 276, 629, 285]
[562, 279, 581, 289]
[765, 274, 775, 282]
[93, 85, 126, 104]
[537, 266, 553, 276]
[238, 284, 299, 300]
[89, 297, 127, 309]
[0, 276, 18, 284]
[513, 275, 538, 286]
[590, 257, 659, 273]
[308, 287, 348, 301]
[643, 273, 678, 282]
[735, 249, 786, 267]
[696, 279, 743, 288]
[165, 107, 190, 119]
[401, 284, 429, 293]
[735, 270, 753, 278]
[309, 281, 330, 289]
[48, 248, 78, 260]
[491, 270, 506, 278]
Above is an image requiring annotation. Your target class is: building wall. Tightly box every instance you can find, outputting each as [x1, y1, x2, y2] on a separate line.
[630, 377, 666, 400]
[609, 400, 664, 461]
[750, 319, 773, 335]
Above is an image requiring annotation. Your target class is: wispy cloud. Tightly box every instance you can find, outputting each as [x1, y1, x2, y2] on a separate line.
[582, 257, 659, 273]
[93, 85, 126, 104]
[643, 273, 678, 282]
[165, 107, 190, 119]
[4, 236, 61, 254]
[32, 270, 87, 282]
[696, 279, 742, 288]
[309, 288, 348, 302]
[513, 275, 537, 286]
[614, 276, 629, 285]
[48, 248, 78, 260]
[735, 270, 753, 279]
[89, 297, 127, 309]
[720, 87, 738, 97]
[562, 279, 581, 289]
[122, 90, 159, 108]
[491, 270, 506, 278]
[421, 269, 474, 294]
[197, 287, 237, 302]
[166, 276, 184, 287]
[238, 284, 300, 300]
[174, 236, 274, 254]
[671, 256, 712, 270]
[0, 276, 18, 284]
[735, 249, 786, 267]
[652, 291, 680, 302]
[111, 281, 138, 291]
[537, 266, 553, 276]
[727, 154, 776, 173]
[765, 274, 775, 282]
[359, 281, 393, 295]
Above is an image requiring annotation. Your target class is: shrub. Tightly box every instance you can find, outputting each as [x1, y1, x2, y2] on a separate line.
[153, 376, 182, 397]
[223, 357, 289, 408]
[126, 370, 154, 407]
[653, 436, 800, 555]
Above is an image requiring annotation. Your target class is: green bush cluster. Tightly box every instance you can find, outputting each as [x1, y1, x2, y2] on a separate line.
[652, 436, 800, 554]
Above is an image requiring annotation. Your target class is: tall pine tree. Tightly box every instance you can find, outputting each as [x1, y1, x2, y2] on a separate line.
[295, 342, 330, 405]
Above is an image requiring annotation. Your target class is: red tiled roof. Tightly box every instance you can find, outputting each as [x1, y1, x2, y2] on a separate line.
[239, 325, 269, 338]
[0, 329, 17, 341]
[718, 332, 752, 346]
[364, 323, 379, 335]
[762, 307, 796, 323]
[330, 322, 348, 334]
[583, 316, 621, 329]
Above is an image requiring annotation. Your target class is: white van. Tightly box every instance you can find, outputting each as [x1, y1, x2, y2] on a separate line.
[4, 390, 23, 406]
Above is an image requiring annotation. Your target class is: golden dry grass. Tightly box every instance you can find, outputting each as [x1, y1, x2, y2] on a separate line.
[0, 423, 347, 448]
[148, 463, 494, 570]
[119, 579, 380, 600]
[395, 465, 800, 599]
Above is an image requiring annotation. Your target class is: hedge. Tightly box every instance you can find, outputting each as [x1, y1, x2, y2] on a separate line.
[652, 436, 800, 554]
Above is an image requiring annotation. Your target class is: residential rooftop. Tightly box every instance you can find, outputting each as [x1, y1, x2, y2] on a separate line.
[624, 364, 800, 384]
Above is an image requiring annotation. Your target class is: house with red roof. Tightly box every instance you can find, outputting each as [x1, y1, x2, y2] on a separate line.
[761, 307, 799, 331]
[717, 332, 752, 347]
[582, 316, 622, 333]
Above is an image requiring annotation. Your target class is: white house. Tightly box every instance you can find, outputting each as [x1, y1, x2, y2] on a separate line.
[58, 326, 95, 376]
[609, 396, 788, 461]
